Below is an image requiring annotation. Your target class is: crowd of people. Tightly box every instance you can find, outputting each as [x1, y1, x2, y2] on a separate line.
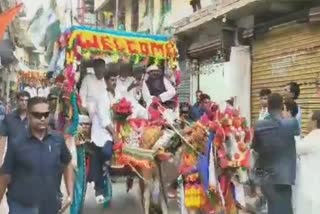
[250, 82, 320, 214]
[0, 58, 179, 213]
[24, 81, 51, 98]
[0, 56, 318, 214]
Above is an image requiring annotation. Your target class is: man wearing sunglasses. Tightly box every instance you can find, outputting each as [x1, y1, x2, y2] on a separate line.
[0, 97, 74, 214]
[0, 91, 30, 165]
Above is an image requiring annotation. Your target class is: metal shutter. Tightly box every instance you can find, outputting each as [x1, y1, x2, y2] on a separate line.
[177, 60, 191, 103]
[251, 23, 320, 134]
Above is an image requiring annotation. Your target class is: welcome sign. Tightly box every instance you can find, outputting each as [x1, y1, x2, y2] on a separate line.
[66, 26, 178, 62]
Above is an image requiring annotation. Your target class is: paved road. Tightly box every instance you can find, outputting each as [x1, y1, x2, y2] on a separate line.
[0, 161, 180, 214]
[83, 182, 179, 214]
[83, 161, 181, 214]
[0, 182, 179, 214]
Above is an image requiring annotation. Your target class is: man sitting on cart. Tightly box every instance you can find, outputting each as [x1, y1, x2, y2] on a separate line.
[116, 62, 148, 119]
[142, 64, 177, 115]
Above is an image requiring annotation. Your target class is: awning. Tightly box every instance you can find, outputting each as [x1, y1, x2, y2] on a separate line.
[0, 39, 16, 65]
[187, 39, 222, 58]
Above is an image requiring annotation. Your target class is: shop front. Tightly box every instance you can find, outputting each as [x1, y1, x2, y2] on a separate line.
[251, 22, 320, 133]
[183, 21, 235, 103]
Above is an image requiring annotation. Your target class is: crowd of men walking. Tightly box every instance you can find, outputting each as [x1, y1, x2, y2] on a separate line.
[0, 56, 319, 214]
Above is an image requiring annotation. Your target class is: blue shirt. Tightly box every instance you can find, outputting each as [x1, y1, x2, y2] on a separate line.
[0, 110, 28, 140]
[0, 103, 5, 121]
[190, 103, 205, 121]
[0, 130, 71, 211]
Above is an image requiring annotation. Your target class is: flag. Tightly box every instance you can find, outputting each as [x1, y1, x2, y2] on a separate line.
[0, 3, 23, 41]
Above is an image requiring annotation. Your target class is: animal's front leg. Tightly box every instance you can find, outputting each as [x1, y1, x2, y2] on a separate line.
[143, 180, 151, 214]
[157, 163, 168, 214]
[160, 192, 168, 214]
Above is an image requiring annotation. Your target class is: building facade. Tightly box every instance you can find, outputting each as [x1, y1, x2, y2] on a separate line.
[89, 0, 320, 132]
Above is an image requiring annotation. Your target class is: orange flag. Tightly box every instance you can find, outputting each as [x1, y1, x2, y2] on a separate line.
[0, 3, 23, 41]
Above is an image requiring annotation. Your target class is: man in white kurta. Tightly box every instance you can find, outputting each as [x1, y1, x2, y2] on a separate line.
[116, 63, 148, 119]
[294, 111, 320, 214]
[115, 63, 135, 98]
[79, 59, 106, 118]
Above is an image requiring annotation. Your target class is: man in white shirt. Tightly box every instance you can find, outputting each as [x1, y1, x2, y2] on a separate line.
[90, 69, 117, 204]
[142, 64, 176, 109]
[79, 59, 106, 117]
[115, 62, 135, 98]
[114, 63, 148, 119]
[129, 65, 145, 104]
[24, 82, 38, 98]
[37, 82, 50, 98]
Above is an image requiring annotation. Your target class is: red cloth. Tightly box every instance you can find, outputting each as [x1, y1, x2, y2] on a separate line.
[0, 3, 23, 41]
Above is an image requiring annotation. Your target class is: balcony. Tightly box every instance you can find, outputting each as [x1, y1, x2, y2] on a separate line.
[215, 0, 261, 17]
[172, 4, 217, 34]
[171, 0, 267, 34]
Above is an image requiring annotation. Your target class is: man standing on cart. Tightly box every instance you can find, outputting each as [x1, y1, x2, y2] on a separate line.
[89, 68, 118, 204]
[79, 59, 106, 118]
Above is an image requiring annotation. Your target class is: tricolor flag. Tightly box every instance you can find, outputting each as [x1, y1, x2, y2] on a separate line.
[0, 3, 23, 41]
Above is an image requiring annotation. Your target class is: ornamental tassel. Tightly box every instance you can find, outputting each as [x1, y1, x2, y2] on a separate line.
[67, 92, 79, 136]
[177, 175, 188, 214]
[134, 55, 141, 64]
[141, 57, 149, 66]
[112, 53, 120, 63]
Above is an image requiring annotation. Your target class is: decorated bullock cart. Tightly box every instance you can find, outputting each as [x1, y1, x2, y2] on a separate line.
[53, 25, 180, 214]
[53, 25, 253, 214]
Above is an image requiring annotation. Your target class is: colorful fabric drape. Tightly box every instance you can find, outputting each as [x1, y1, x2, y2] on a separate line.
[103, 170, 113, 208]
[197, 132, 215, 191]
[70, 146, 87, 214]
[0, 3, 23, 41]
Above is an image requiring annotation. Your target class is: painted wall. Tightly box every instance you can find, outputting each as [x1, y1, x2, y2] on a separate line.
[198, 62, 231, 107]
[14, 48, 30, 65]
[0, 66, 18, 102]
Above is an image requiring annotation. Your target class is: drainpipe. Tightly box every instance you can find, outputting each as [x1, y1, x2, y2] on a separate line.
[115, 0, 119, 29]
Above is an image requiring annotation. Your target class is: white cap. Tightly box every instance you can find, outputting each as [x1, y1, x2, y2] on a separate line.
[87, 67, 94, 74]
[104, 56, 113, 64]
[146, 64, 159, 73]
[79, 115, 91, 123]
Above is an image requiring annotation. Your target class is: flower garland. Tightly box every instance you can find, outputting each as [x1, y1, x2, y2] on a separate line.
[67, 92, 79, 136]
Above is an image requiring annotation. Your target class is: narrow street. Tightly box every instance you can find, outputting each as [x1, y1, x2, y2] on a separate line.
[0, 182, 179, 214]
[0, 162, 180, 214]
